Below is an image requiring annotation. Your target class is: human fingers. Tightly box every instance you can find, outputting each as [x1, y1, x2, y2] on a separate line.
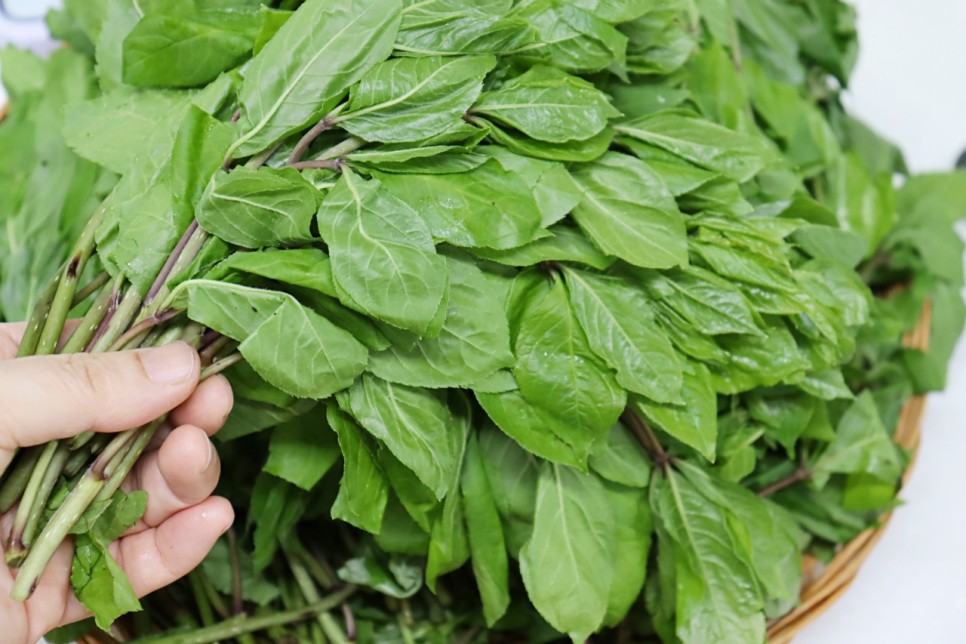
[0, 343, 200, 451]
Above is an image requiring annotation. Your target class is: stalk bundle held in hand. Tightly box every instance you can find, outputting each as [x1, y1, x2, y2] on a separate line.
[1, 0, 965, 642]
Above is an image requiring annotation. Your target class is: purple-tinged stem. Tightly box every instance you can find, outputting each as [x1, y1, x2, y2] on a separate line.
[145, 221, 199, 306]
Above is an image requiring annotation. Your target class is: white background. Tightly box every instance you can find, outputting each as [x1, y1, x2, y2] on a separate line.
[3, 1, 966, 643]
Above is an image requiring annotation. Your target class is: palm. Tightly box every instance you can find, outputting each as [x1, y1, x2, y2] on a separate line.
[0, 328, 235, 644]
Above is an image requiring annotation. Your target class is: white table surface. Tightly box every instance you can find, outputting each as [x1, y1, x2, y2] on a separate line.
[4, 2, 966, 643]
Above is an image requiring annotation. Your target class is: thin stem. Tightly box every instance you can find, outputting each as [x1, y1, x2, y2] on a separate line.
[137, 225, 208, 323]
[227, 527, 244, 616]
[284, 541, 350, 644]
[294, 540, 336, 590]
[85, 280, 125, 352]
[189, 570, 217, 627]
[133, 587, 358, 644]
[95, 419, 164, 503]
[200, 352, 243, 380]
[316, 137, 364, 161]
[291, 159, 344, 171]
[17, 269, 63, 357]
[621, 410, 670, 468]
[342, 603, 356, 642]
[70, 271, 110, 308]
[63, 436, 107, 478]
[60, 279, 116, 354]
[11, 474, 104, 600]
[36, 209, 104, 355]
[757, 466, 811, 498]
[0, 447, 42, 514]
[288, 111, 341, 165]
[197, 566, 230, 620]
[108, 307, 180, 352]
[91, 429, 139, 479]
[6, 442, 61, 566]
[199, 334, 230, 365]
[145, 221, 200, 306]
[245, 141, 283, 169]
[89, 287, 143, 353]
[17, 444, 68, 556]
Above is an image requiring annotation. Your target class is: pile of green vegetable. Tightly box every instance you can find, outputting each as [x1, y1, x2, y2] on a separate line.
[0, 0, 964, 642]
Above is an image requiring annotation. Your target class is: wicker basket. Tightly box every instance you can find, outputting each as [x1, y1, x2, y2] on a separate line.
[0, 104, 932, 643]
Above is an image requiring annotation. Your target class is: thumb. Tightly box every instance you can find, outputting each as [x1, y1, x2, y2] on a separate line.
[0, 342, 200, 450]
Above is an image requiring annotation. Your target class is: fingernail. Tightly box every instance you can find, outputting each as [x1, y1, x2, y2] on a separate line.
[141, 343, 197, 384]
[203, 439, 216, 472]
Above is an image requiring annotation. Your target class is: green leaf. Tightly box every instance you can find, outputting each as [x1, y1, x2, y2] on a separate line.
[520, 464, 616, 642]
[634, 361, 717, 462]
[483, 118, 616, 162]
[616, 110, 774, 182]
[678, 461, 804, 605]
[471, 224, 613, 270]
[571, 152, 688, 269]
[824, 152, 896, 256]
[229, 0, 402, 157]
[588, 422, 652, 489]
[122, 11, 257, 87]
[475, 388, 585, 468]
[563, 0, 657, 22]
[183, 280, 368, 398]
[473, 66, 618, 143]
[63, 90, 189, 175]
[69, 489, 148, 630]
[709, 318, 811, 394]
[94, 0, 141, 92]
[337, 549, 423, 598]
[396, 2, 533, 56]
[253, 6, 291, 55]
[425, 401, 471, 589]
[317, 170, 448, 334]
[642, 266, 762, 336]
[565, 268, 684, 403]
[264, 412, 341, 491]
[339, 55, 497, 143]
[513, 278, 626, 456]
[238, 297, 366, 398]
[340, 374, 460, 499]
[71, 533, 142, 631]
[461, 432, 511, 626]
[207, 247, 337, 297]
[197, 167, 321, 248]
[378, 448, 438, 532]
[479, 147, 583, 227]
[376, 159, 544, 250]
[369, 256, 514, 388]
[623, 10, 695, 76]
[0, 46, 46, 98]
[602, 482, 652, 627]
[250, 472, 307, 571]
[650, 466, 765, 644]
[812, 391, 904, 487]
[519, 2, 628, 73]
[328, 406, 390, 533]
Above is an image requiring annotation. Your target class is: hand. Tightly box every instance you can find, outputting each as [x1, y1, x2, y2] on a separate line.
[0, 324, 235, 644]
